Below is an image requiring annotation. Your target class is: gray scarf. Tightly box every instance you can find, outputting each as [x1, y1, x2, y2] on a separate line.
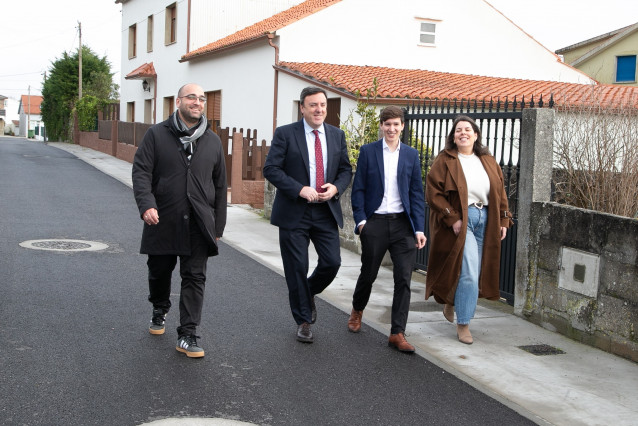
[172, 112, 208, 161]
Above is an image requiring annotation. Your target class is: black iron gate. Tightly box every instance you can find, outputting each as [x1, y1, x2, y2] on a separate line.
[402, 97, 550, 304]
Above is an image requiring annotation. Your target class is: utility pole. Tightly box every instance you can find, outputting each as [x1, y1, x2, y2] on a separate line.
[27, 85, 31, 138]
[78, 21, 82, 99]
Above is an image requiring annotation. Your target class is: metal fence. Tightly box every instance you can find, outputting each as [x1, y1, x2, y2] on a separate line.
[402, 96, 553, 304]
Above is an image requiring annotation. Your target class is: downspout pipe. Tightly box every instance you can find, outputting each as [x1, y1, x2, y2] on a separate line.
[153, 76, 157, 124]
[267, 32, 279, 135]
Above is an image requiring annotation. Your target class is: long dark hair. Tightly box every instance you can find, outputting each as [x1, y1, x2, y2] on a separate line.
[444, 115, 490, 156]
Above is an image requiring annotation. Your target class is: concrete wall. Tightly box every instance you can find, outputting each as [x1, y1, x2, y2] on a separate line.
[514, 108, 638, 362]
[520, 202, 638, 362]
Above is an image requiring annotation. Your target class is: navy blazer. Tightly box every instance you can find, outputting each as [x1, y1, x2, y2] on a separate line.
[351, 139, 425, 235]
[264, 120, 353, 229]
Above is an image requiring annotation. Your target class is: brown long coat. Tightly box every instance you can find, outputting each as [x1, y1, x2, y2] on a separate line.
[425, 149, 513, 305]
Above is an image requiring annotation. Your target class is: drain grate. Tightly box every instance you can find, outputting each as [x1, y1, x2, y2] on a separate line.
[518, 344, 565, 356]
[20, 239, 109, 252]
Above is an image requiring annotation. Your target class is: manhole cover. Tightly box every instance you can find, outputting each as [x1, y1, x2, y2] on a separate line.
[518, 344, 565, 356]
[20, 239, 109, 252]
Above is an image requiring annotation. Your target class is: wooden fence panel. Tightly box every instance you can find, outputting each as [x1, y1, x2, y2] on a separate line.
[98, 120, 112, 140]
[135, 123, 152, 146]
[118, 122, 135, 145]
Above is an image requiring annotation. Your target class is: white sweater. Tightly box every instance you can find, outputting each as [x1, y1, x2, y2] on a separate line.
[458, 152, 490, 206]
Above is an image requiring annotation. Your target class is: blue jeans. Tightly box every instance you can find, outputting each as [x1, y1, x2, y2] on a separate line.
[454, 206, 487, 324]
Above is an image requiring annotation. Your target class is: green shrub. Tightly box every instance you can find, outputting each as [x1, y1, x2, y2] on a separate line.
[340, 79, 379, 166]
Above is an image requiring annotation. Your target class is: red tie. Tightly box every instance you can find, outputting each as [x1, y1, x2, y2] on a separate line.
[313, 130, 325, 193]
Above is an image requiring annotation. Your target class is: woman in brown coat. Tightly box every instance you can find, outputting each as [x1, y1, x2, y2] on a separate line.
[425, 115, 513, 344]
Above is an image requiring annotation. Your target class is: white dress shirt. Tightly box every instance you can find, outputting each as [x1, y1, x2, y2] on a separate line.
[375, 138, 404, 214]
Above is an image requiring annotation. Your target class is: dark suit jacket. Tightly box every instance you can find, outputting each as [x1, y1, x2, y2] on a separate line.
[351, 139, 425, 235]
[263, 120, 352, 229]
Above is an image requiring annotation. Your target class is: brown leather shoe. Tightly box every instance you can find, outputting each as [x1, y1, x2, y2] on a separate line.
[347, 309, 363, 333]
[457, 324, 473, 345]
[296, 322, 313, 343]
[443, 304, 454, 323]
[388, 332, 415, 353]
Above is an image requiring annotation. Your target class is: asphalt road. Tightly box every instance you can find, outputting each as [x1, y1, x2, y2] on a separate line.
[0, 137, 536, 425]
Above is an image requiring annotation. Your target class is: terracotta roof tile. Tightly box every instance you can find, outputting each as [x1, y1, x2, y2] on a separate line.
[278, 62, 638, 109]
[125, 62, 157, 79]
[20, 95, 43, 115]
[181, 0, 342, 61]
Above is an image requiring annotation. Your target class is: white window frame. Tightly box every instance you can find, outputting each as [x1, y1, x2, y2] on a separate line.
[165, 3, 177, 46]
[147, 15, 154, 53]
[128, 24, 137, 59]
[416, 19, 438, 47]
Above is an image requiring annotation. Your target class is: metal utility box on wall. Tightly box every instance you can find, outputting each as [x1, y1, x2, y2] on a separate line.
[558, 247, 600, 298]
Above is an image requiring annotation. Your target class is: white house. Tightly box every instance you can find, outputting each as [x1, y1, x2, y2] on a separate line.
[0, 95, 7, 135]
[18, 95, 45, 140]
[116, 0, 596, 143]
[1, 96, 21, 135]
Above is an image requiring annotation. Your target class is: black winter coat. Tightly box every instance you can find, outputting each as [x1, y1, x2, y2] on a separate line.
[132, 116, 227, 256]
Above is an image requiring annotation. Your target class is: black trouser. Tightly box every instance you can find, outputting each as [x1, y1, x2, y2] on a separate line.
[147, 218, 209, 337]
[353, 213, 416, 334]
[279, 202, 341, 325]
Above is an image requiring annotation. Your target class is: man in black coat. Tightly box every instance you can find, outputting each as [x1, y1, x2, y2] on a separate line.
[132, 83, 227, 358]
[263, 86, 352, 343]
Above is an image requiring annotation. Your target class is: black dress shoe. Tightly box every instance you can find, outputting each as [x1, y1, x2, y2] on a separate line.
[296, 322, 313, 343]
[310, 296, 317, 324]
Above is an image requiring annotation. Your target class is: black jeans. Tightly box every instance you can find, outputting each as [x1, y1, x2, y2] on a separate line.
[353, 213, 416, 334]
[147, 218, 209, 337]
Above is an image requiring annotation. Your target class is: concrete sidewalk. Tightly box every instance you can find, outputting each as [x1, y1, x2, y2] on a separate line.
[49, 142, 638, 426]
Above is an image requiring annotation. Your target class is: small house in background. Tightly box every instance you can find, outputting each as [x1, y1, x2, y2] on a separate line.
[2, 96, 21, 136]
[0, 95, 7, 135]
[556, 22, 638, 86]
[18, 95, 45, 140]
[10, 120, 20, 135]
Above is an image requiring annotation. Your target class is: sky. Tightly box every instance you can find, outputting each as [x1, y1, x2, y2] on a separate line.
[1, 0, 637, 102]
[1, 1, 123, 100]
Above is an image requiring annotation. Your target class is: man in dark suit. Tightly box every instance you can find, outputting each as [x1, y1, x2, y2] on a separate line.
[348, 105, 426, 353]
[263, 86, 352, 343]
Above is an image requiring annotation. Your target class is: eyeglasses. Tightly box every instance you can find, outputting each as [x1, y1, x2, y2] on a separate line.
[179, 94, 207, 103]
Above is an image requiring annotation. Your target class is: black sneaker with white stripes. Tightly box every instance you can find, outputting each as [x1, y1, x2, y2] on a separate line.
[149, 308, 166, 335]
[176, 335, 205, 358]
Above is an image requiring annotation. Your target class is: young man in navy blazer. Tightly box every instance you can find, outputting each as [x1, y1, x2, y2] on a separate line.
[263, 87, 352, 343]
[348, 105, 426, 353]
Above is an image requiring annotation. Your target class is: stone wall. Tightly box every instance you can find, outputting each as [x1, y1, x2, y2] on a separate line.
[79, 131, 100, 151]
[520, 202, 638, 361]
[513, 108, 638, 362]
[116, 142, 136, 163]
